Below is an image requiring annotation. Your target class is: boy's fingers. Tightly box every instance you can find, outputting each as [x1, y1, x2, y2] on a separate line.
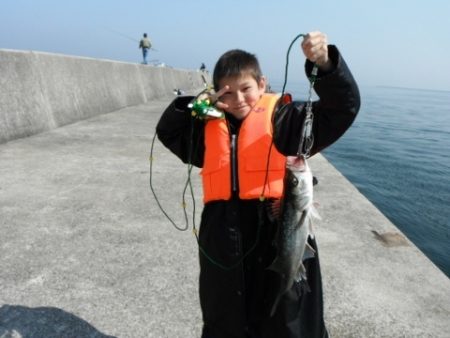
[215, 102, 228, 110]
[211, 85, 229, 103]
[301, 31, 328, 64]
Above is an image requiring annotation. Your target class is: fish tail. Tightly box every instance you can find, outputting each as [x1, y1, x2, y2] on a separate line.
[267, 260, 287, 317]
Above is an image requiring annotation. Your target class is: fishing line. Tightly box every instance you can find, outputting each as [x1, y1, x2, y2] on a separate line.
[281, 33, 306, 97]
[260, 33, 317, 199]
[194, 201, 265, 271]
[149, 88, 210, 232]
[149, 132, 189, 231]
[104, 26, 159, 51]
[103, 26, 139, 42]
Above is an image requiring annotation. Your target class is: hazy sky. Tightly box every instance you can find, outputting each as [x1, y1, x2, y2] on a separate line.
[1, 0, 450, 91]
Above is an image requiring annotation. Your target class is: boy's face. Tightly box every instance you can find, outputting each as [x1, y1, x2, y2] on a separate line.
[218, 73, 266, 120]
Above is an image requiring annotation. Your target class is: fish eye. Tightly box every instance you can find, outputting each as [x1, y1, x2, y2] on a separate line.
[291, 177, 299, 186]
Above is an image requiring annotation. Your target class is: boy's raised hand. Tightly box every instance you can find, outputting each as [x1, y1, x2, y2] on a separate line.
[301, 31, 333, 72]
[193, 85, 230, 120]
[208, 85, 230, 111]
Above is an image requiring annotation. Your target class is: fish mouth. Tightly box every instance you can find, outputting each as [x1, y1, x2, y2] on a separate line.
[286, 156, 306, 170]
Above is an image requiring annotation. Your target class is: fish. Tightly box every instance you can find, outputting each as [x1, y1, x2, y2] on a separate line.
[267, 155, 319, 317]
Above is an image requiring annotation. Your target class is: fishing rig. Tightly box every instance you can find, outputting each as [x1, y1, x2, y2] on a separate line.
[280, 33, 318, 159]
[149, 33, 319, 270]
[189, 97, 224, 119]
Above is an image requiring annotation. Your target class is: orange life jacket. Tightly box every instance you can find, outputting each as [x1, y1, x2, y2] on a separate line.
[201, 93, 286, 203]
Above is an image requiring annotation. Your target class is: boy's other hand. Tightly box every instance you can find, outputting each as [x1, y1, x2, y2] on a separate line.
[301, 31, 333, 72]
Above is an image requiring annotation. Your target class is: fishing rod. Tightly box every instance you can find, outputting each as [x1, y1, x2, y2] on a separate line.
[103, 27, 159, 51]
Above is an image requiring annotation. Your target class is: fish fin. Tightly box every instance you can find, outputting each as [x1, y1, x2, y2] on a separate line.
[270, 292, 283, 317]
[302, 242, 316, 261]
[297, 210, 307, 229]
[267, 263, 290, 317]
[296, 263, 307, 282]
[267, 258, 283, 276]
[311, 203, 322, 220]
[307, 218, 315, 239]
[266, 199, 281, 222]
[302, 280, 311, 293]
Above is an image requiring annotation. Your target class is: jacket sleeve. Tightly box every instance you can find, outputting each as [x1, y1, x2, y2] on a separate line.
[155, 96, 205, 167]
[273, 45, 360, 156]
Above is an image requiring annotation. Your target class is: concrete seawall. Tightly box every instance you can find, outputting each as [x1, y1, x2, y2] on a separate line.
[0, 49, 205, 144]
[1, 52, 449, 337]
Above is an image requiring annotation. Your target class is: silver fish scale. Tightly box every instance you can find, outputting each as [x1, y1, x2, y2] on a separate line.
[268, 156, 318, 316]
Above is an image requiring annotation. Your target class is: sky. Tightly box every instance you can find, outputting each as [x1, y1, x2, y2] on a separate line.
[1, 0, 450, 92]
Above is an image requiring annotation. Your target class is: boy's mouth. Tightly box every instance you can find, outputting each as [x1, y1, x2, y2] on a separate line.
[234, 104, 248, 111]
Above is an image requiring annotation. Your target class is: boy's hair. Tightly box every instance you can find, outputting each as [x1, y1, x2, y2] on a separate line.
[213, 49, 262, 91]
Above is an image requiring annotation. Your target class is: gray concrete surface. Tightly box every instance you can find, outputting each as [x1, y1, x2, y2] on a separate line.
[1, 99, 449, 337]
[0, 49, 205, 144]
[1, 99, 203, 338]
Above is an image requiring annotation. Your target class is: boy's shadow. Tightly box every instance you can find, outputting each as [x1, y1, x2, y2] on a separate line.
[0, 304, 117, 338]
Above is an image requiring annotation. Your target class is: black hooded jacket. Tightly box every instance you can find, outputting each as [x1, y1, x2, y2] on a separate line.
[156, 45, 360, 338]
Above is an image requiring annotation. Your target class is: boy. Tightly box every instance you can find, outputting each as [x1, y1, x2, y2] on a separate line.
[156, 31, 360, 338]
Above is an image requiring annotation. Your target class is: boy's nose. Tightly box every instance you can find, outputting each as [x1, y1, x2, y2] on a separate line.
[235, 91, 245, 102]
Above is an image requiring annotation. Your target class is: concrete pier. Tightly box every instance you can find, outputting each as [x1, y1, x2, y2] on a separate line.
[1, 51, 449, 337]
[0, 49, 205, 144]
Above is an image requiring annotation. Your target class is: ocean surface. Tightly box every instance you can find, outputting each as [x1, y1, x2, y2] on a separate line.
[273, 82, 450, 278]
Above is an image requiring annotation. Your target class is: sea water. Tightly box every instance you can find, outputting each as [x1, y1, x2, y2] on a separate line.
[274, 82, 450, 277]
